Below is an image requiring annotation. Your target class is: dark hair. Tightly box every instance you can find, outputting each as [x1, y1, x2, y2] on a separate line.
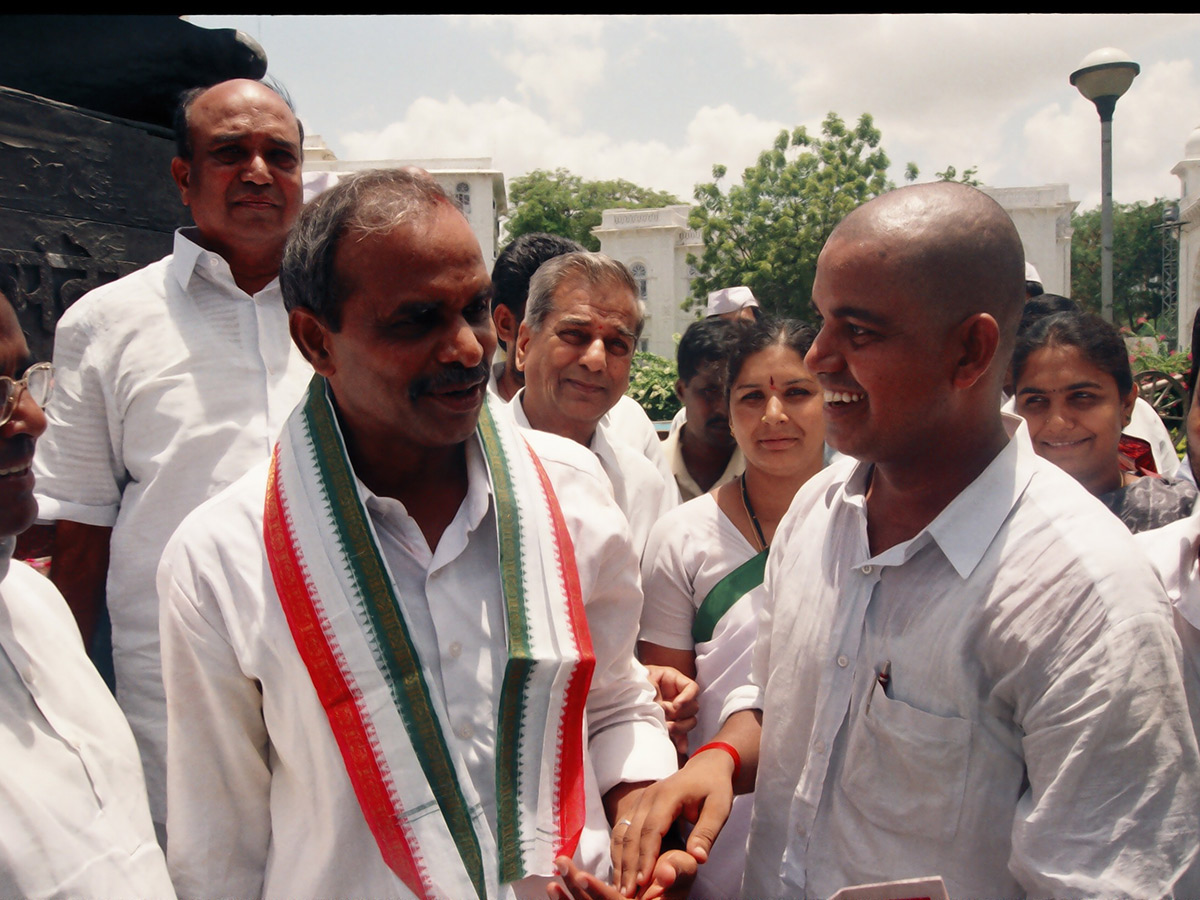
[725, 317, 818, 401]
[1188, 309, 1200, 404]
[1026, 280, 1045, 298]
[677, 317, 736, 384]
[173, 78, 304, 160]
[1012, 311, 1133, 398]
[280, 168, 452, 330]
[1017, 293, 1078, 338]
[492, 233, 584, 317]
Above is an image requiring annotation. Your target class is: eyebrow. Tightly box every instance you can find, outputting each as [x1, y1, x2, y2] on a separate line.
[1016, 380, 1104, 395]
[827, 305, 891, 326]
[208, 133, 299, 152]
[557, 315, 636, 342]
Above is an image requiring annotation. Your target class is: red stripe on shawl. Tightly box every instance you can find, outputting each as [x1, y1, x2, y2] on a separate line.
[526, 440, 595, 859]
[264, 448, 431, 899]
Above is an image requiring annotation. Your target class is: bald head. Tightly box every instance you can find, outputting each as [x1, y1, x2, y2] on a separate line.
[826, 182, 1025, 355]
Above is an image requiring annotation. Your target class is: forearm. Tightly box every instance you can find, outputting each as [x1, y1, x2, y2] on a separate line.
[49, 520, 111, 645]
[694, 708, 761, 795]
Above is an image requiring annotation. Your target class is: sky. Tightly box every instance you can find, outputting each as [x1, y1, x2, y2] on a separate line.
[189, 14, 1200, 214]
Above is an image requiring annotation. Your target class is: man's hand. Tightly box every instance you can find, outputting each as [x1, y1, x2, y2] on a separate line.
[548, 851, 697, 900]
[612, 749, 735, 898]
[643, 664, 699, 757]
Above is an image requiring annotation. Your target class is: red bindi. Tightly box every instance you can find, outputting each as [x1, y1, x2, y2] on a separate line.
[770, 375, 775, 389]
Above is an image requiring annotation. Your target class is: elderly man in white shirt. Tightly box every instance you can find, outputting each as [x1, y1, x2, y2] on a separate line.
[610, 182, 1200, 900]
[159, 168, 676, 899]
[511, 252, 679, 557]
[0, 292, 173, 899]
[32, 79, 312, 836]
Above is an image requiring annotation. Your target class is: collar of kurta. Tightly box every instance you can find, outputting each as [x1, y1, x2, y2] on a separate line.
[264, 377, 595, 899]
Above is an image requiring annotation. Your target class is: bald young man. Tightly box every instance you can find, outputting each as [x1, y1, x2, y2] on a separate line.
[616, 183, 1200, 898]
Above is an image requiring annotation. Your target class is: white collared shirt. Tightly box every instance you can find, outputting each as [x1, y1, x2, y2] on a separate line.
[728, 416, 1200, 898]
[508, 391, 679, 557]
[0, 544, 173, 899]
[158, 430, 675, 900]
[660, 408, 745, 502]
[33, 229, 313, 823]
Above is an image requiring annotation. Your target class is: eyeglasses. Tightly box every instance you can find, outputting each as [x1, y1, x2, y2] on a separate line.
[0, 362, 54, 427]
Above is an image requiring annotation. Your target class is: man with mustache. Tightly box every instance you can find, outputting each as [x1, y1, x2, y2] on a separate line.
[512, 252, 679, 557]
[158, 169, 676, 898]
[0, 290, 173, 898]
[32, 78, 311, 840]
[661, 318, 742, 502]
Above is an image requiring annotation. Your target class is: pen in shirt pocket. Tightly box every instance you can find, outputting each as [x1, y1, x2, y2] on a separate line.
[865, 660, 891, 714]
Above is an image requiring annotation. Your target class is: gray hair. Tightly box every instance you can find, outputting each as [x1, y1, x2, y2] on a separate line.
[280, 168, 453, 330]
[524, 251, 645, 339]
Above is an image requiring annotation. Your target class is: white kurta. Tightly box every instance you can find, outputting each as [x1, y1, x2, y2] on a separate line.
[1136, 505, 1200, 744]
[639, 493, 761, 900]
[726, 418, 1200, 898]
[158, 429, 676, 900]
[509, 391, 679, 557]
[33, 229, 313, 823]
[0, 543, 173, 900]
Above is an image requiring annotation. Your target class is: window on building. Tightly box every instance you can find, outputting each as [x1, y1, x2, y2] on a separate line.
[456, 182, 471, 216]
[630, 262, 648, 301]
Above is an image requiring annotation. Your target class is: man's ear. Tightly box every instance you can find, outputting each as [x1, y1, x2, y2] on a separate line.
[492, 304, 517, 351]
[289, 308, 336, 377]
[170, 157, 192, 207]
[1122, 385, 1138, 429]
[515, 321, 531, 374]
[675, 378, 686, 404]
[950, 312, 1001, 391]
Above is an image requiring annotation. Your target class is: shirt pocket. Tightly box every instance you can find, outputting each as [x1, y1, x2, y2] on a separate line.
[840, 679, 972, 843]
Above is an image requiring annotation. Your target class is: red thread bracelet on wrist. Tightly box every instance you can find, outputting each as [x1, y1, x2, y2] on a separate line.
[693, 741, 741, 782]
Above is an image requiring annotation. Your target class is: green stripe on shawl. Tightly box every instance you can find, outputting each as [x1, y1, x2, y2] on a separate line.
[301, 378, 487, 900]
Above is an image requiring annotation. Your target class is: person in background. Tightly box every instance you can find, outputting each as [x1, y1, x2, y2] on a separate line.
[704, 285, 760, 322]
[661, 318, 743, 502]
[1012, 309, 1195, 532]
[31, 79, 311, 839]
[639, 318, 824, 900]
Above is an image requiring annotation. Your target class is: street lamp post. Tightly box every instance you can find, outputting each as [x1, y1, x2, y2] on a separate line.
[1070, 48, 1140, 324]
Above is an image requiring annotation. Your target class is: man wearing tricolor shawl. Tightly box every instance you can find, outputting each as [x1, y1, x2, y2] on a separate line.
[157, 169, 677, 899]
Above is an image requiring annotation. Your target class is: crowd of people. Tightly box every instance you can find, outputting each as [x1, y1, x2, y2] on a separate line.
[3, 75, 1200, 900]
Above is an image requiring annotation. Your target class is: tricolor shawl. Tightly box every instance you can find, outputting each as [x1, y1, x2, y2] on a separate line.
[264, 377, 595, 899]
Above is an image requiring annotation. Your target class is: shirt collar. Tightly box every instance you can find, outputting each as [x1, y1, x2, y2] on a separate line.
[170, 227, 280, 297]
[833, 414, 1034, 579]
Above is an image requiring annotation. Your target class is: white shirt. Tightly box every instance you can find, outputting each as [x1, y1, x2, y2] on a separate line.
[607, 394, 676, 487]
[0, 542, 173, 899]
[660, 409, 744, 502]
[727, 417, 1200, 898]
[158, 430, 676, 900]
[1136, 506, 1200, 743]
[33, 229, 312, 823]
[639, 493, 760, 900]
[509, 391, 679, 556]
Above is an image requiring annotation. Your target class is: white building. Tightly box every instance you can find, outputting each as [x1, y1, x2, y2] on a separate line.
[1173, 125, 1200, 348]
[302, 136, 508, 268]
[595, 186, 1077, 358]
[592, 205, 703, 358]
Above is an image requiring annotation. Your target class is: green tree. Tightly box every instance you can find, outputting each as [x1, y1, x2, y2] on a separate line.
[626, 351, 680, 422]
[504, 168, 680, 251]
[688, 113, 912, 320]
[936, 164, 981, 186]
[1071, 199, 1170, 332]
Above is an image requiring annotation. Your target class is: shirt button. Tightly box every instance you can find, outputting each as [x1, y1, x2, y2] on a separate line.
[813, 739, 827, 755]
[448, 641, 463, 659]
[860, 564, 873, 575]
[456, 722, 474, 740]
[836, 655, 848, 668]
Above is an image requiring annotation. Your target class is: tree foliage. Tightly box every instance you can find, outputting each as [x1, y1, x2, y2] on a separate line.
[504, 168, 680, 251]
[687, 113, 906, 320]
[626, 351, 680, 422]
[936, 164, 981, 186]
[1070, 199, 1171, 332]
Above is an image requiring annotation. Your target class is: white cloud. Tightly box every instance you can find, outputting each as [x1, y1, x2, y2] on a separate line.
[340, 97, 786, 202]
